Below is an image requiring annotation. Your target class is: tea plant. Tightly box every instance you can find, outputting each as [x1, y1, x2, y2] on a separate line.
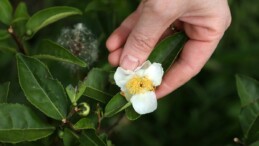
[0, 0, 187, 145]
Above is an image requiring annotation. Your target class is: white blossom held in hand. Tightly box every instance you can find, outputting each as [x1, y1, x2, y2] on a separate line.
[114, 61, 164, 115]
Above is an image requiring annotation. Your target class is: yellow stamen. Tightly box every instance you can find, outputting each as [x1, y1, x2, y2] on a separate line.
[126, 76, 154, 94]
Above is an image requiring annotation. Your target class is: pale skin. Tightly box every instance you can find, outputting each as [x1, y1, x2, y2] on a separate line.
[106, 0, 231, 98]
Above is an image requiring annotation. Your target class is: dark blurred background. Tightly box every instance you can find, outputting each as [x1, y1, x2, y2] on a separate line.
[3, 0, 259, 145]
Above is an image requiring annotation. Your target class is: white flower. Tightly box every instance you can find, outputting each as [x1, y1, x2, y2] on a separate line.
[114, 60, 164, 114]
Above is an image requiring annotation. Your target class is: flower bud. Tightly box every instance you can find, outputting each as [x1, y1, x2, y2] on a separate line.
[58, 130, 64, 139]
[26, 29, 32, 36]
[77, 102, 90, 116]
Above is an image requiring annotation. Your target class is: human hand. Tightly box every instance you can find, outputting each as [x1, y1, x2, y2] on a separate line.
[106, 0, 231, 98]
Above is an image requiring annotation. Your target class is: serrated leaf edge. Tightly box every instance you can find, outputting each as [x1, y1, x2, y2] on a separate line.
[17, 54, 66, 120]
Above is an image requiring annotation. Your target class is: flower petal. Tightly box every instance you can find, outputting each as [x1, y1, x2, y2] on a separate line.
[130, 91, 157, 114]
[135, 61, 151, 76]
[144, 62, 164, 86]
[135, 60, 151, 71]
[114, 67, 133, 91]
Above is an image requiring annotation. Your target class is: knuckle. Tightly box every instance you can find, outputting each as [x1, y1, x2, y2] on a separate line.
[225, 14, 232, 29]
[143, 0, 170, 18]
[178, 56, 201, 77]
[130, 32, 155, 54]
[199, 26, 225, 41]
[208, 29, 224, 41]
[161, 80, 174, 93]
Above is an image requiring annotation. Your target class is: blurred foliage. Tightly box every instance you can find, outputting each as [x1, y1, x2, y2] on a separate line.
[0, 0, 259, 146]
[109, 0, 259, 145]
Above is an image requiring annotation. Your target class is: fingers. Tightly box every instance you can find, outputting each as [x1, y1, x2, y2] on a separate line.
[119, 1, 178, 70]
[155, 39, 219, 98]
[159, 20, 183, 41]
[108, 48, 122, 66]
[155, 0, 231, 98]
[107, 0, 185, 70]
[106, 10, 141, 53]
[107, 0, 231, 98]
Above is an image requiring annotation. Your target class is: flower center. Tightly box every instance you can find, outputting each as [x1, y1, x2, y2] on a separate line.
[126, 76, 154, 94]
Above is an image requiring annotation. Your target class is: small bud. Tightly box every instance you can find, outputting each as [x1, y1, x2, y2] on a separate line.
[58, 130, 64, 139]
[77, 102, 90, 116]
[62, 118, 67, 124]
[26, 30, 32, 36]
[233, 137, 243, 145]
[7, 26, 13, 34]
[72, 102, 77, 106]
[233, 137, 239, 143]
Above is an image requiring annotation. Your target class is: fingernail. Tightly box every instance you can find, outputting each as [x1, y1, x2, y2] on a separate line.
[121, 55, 139, 70]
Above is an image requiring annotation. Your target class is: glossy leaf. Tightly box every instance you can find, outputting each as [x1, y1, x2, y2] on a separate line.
[125, 106, 141, 121]
[11, 2, 30, 37]
[34, 40, 87, 67]
[0, 0, 13, 25]
[0, 29, 10, 40]
[79, 130, 105, 146]
[17, 54, 69, 120]
[104, 93, 131, 117]
[25, 6, 82, 38]
[236, 75, 259, 107]
[148, 32, 188, 71]
[73, 118, 96, 130]
[0, 82, 10, 103]
[83, 68, 112, 103]
[66, 77, 89, 105]
[76, 78, 88, 101]
[0, 103, 55, 143]
[63, 128, 79, 146]
[13, 2, 30, 23]
[66, 85, 77, 105]
[236, 75, 259, 143]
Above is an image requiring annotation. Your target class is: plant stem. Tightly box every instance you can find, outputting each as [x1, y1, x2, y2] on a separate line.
[97, 109, 102, 132]
[66, 107, 79, 120]
[8, 26, 26, 54]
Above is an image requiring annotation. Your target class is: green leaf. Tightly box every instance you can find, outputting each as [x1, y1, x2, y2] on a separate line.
[66, 76, 90, 105]
[76, 78, 89, 101]
[79, 130, 105, 146]
[83, 68, 113, 103]
[85, 0, 110, 12]
[12, 2, 30, 23]
[104, 93, 131, 117]
[0, 103, 55, 143]
[0, 82, 10, 103]
[148, 32, 188, 71]
[236, 75, 259, 143]
[250, 141, 259, 146]
[236, 75, 259, 107]
[125, 106, 141, 121]
[25, 6, 82, 38]
[73, 118, 96, 130]
[33, 40, 87, 67]
[11, 2, 30, 37]
[63, 128, 79, 146]
[0, 29, 10, 40]
[0, 0, 13, 25]
[16, 54, 69, 120]
[66, 84, 77, 105]
[0, 41, 16, 53]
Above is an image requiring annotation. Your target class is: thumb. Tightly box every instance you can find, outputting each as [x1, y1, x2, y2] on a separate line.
[119, 3, 175, 70]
